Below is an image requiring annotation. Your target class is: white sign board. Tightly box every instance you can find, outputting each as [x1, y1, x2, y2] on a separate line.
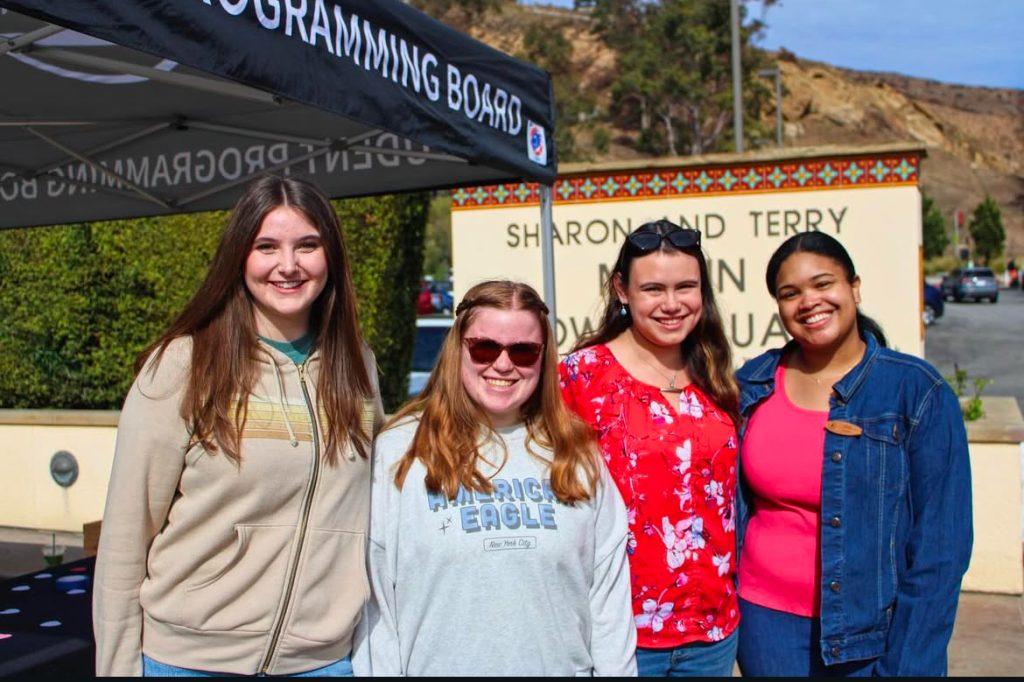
[452, 149, 924, 362]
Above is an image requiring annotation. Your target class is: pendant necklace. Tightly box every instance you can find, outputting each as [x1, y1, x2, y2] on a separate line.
[637, 352, 684, 394]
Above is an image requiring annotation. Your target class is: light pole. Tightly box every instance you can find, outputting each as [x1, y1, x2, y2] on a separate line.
[757, 66, 783, 146]
[730, 0, 743, 153]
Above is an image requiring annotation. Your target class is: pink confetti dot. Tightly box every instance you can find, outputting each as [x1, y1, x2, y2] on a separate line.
[0, 634, 10, 640]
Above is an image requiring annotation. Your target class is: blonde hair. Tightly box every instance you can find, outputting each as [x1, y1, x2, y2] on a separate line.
[391, 280, 599, 503]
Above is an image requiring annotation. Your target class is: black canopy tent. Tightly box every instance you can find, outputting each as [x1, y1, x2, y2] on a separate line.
[0, 0, 560, 316]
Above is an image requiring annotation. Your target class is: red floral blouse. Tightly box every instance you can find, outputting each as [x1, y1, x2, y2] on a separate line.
[559, 344, 739, 649]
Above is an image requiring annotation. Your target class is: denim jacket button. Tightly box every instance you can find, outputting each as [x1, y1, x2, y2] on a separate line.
[829, 580, 841, 592]
[831, 451, 843, 463]
[829, 516, 841, 528]
[830, 646, 840, 657]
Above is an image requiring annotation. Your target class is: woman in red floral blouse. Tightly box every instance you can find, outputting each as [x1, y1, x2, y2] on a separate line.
[560, 220, 741, 677]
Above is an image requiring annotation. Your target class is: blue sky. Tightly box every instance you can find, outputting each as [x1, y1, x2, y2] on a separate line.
[522, 1, 1023, 89]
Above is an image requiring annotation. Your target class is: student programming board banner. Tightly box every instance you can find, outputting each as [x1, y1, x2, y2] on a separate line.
[452, 148, 926, 361]
[0, 0, 556, 184]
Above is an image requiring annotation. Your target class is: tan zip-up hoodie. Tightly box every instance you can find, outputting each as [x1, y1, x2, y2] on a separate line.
[93, 337, 383, 676]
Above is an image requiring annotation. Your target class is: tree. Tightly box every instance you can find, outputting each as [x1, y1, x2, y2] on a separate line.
[410, 0, 509, 29]
[921, 193, 949, 259]
[422, 194, 453, 280]
[593, 0, 771, 156]
[968, 195, 1005, 265]
[519, 21, 595, 161]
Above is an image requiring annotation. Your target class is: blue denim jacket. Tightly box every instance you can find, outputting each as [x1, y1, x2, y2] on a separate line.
[735, 332, 972, 675]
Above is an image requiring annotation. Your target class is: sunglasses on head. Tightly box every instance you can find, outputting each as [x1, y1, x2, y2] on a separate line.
[627, 227, 701, 253]
[463, 337, 544, 367]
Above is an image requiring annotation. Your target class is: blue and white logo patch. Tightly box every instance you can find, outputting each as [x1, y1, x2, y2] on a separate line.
[527, 121, 547, 165]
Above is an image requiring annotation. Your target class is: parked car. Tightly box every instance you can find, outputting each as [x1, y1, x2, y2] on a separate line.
[940, 267, 999, 303]
[923, 282, 944, 326]
[408, 315, 453, 397]
[416, 283, 434, 315]
[429, 280, 454, 314]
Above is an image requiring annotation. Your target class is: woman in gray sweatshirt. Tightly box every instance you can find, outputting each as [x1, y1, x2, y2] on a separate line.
[354, 280, 637, 677]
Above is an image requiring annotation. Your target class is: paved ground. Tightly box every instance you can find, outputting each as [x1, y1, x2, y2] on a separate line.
[924, 285, 1024, 413]
[0, 528, 86, 580]
[948, 592, 1024, 676]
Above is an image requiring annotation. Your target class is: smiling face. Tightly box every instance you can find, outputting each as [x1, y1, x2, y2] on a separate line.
[614, 250, 703, 348]
[774, 252, 861, 351]
[244, 205, 328, 340]
[459, 306, 544, 427]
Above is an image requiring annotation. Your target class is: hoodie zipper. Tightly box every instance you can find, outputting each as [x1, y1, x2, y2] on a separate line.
[260, 359, 320, 674]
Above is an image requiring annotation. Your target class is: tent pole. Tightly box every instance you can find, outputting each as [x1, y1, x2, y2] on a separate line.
[35, 121, 173, 175]
[0, 24, 63, 57]
[175, 146, 333, 207]
[540, 184, 557, 332]
[25, 126, 170, 207]
[0, 165, 172, 203]
[32, 48, 281, 105]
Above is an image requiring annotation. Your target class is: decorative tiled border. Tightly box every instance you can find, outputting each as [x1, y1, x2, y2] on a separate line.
[451, 153, 920, 210]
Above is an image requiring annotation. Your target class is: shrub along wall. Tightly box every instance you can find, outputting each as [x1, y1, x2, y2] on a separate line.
[335, 193, 429, 412]
[0, 192, 428, 413]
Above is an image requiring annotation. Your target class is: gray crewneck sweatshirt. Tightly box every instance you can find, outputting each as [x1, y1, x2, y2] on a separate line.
[353, 417, 637, 677]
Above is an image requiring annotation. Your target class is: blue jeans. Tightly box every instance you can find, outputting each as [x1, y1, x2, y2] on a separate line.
[737, 598, 876, 677]
[142, 654, 353, 677]
[635, 629, 738, 677]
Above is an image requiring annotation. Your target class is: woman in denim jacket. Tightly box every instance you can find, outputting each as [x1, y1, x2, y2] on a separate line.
[734, 232, 972, 676]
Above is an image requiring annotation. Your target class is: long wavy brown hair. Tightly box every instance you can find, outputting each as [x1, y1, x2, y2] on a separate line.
[392, 280, 599, 503]
[573, 219, 741, 426]
[137, 175, 373, 465]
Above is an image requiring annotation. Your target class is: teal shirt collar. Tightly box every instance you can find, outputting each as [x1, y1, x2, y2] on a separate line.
[259, 333, 314, 365]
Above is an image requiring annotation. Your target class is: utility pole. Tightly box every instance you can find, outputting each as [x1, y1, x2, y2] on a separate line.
[757, 67, 783, 146]
[730, 0, 743, 152]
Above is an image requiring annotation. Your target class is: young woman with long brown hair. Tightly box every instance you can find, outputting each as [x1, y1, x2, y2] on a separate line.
[356, 280, 636, 676]
[93, 175, 383, 677]
[559, 220, 741, 677]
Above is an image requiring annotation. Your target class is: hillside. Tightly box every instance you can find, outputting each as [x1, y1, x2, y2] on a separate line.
[459, 4, 1024, 257]
[776, 57, 1023, 255]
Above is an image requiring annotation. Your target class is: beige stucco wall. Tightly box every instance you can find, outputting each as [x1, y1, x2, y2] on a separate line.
[2, 415, 1019, 594]
[0, 418, 116, 533]
[962, 441, 1024, 594]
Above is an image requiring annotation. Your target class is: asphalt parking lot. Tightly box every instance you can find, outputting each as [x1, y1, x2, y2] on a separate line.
[925, 285, 1024, 413]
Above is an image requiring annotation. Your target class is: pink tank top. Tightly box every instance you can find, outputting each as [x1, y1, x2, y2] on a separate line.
[739, 363, 827, 617]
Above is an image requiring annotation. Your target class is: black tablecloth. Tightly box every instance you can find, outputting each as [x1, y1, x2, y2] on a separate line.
[0, 557, 95, 676]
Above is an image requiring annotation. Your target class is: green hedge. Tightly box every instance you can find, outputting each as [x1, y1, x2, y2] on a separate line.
[0, 193, 428, 413]
[333, 194, 429, 412]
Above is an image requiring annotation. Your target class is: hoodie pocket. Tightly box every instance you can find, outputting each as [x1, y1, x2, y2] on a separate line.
[285, 529, 369, 644]
[184, 524, 295, 632]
